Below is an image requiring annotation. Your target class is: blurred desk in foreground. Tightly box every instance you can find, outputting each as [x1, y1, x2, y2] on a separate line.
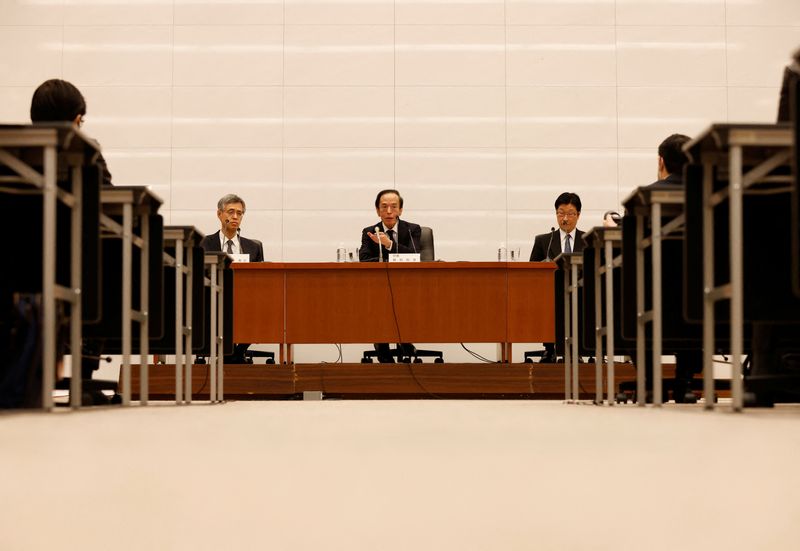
[232, 262, 557, 363]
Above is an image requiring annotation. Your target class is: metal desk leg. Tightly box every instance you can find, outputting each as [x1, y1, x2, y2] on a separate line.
[121, 202, 132, 406]
[730, 146, 744, 412]
[175, 240, 184, 404]
[652, 202, 663, 407]
[69, 167, 82, 409]
[636, 215, 646, 406]
[184, 247, 193, 404]
[139, 216, 149, 406]
[564, 266, 571, 401]
[605, 240, 615, 406]
[41, 145, 56, 410]
[209, 263, 217, 403]
[217, 264, 224, 402]
[571, 262, 579, 402]
[702, 163, 716, 410]
[594, 247, 603, 405]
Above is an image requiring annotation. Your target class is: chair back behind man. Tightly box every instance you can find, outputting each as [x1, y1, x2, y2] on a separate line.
[420, 226, 435, 261]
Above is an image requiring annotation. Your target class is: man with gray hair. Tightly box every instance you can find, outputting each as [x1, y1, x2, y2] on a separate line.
[199, 194, 263, 364]
[200, 193, 264, 262]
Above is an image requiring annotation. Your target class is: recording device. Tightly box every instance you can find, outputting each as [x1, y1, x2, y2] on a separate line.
[408, 227, 417, 253]
[603, 210, 622, 227]
[544, 227, 556, 261]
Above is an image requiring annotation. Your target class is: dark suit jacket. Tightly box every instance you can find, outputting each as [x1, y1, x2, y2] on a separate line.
[778, 64, 799, 123]
[359, 219, 421, 262]
[529, 228, 585, 261]
[645, 172, 682, 189]
[200, 230, 264, 262]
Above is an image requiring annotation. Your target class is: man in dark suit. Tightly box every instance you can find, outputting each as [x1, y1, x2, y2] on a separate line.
[529, 192, 585, 363]
[645, 133, 703, 402]
[359, 189, 421, 262]
[359, 189, 421, 362]
[199, 194, 264, 262]
[200, 194, 263, 363]
[777, 46, 800, 122]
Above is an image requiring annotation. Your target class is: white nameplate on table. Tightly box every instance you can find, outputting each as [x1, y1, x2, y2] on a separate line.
[229, 253, 250, 263]
[389, 253, 420, 263]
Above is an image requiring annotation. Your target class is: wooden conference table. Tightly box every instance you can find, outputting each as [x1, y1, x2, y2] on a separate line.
[232, 262, 556, 363]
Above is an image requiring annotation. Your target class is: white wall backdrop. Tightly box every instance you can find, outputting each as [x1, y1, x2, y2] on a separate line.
[2, 0, 799, 362]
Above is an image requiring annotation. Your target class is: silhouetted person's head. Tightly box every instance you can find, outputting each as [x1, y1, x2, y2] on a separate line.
[657, 133, 691, 179]
[30, 79, 86, 126]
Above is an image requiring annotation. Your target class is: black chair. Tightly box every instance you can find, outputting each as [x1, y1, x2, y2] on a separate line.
[244, 350, 276, 364]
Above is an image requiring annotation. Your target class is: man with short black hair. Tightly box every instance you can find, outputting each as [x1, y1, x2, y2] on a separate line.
[777, 46, 800, 122]
[529, 192, 585, 363]
[30, 78, 112, 187]
[647, 133, 700, 402]
[530, 192, 584, 262]
[655, 133, 691, 185]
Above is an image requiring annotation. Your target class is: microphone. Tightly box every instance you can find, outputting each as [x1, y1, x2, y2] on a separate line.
[544, 227, 556, 261]
[375, 226, 383, 262]
[408, 227, 417, 254]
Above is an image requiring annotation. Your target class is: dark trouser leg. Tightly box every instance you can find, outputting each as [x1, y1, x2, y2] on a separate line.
[224, 343, 250, 364]
[374, 343, 394, 363]
[673, 350, 702, 402]
[540, 343, 556, 363]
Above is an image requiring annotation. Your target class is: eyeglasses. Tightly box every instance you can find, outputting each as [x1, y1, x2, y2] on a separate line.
[225, 208, 244, 217]
[379, 204, 400, 212]
[557, 210, 578, 219]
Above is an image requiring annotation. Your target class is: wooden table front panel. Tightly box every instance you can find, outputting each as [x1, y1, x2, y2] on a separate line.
[507, 262, 556, 342]
[233, 262, 556, 346]
[231, 263, 285, 343]
[284, 263, 507, 344]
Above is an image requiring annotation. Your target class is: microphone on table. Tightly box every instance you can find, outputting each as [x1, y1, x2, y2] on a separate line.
[375, 226, 383, 262]
[408, 226, 417, 253]
[544, 227, 556, 261]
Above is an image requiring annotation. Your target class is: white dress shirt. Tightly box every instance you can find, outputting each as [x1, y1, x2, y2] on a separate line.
[219, 231, 241, 255]
[559, 228, 576, 253]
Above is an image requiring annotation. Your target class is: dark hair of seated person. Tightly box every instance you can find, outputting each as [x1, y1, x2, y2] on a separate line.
[30, 79, 113, 186]
[30, 79, 86, 123]
[657, 133, 691, 175]
[554, 191, 581, 213]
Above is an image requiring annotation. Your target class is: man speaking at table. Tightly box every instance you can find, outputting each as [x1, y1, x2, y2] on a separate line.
[359, 189, 422, 363]
[359, 189, 421, 262]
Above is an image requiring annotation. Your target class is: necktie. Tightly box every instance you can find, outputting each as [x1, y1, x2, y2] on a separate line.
[564, 234, 572, 254]
[387, 230, 395, 253]
[226, 240, 233, 254]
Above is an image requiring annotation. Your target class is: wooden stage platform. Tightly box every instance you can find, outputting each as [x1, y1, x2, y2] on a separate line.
[129, 362, 683, 401]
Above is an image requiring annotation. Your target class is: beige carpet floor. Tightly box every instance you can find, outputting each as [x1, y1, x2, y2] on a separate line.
[1, 400, 799, 550]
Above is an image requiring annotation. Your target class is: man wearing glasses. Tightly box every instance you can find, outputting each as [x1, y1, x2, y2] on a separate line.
[359, 189, 421, 363]
[529, 192, 584, 363]
[200, 194, 264, 262]
[530, 192, 584, 262]
[199, 194, 263, 364]
[359, 189, 421, 262]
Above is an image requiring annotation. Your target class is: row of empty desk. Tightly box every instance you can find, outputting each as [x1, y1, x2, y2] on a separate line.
[0, 123, 230, 410]
[560, 122, 797, 411]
